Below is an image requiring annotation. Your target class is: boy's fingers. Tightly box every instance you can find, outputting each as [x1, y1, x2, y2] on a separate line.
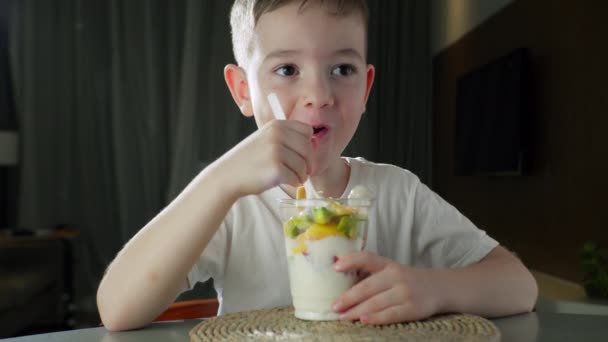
[339, 289, 394, 321]
[269, 120, 313, 174]
[269, 118, 313, 139]
[276, 119, 313, 140]
[334, 251, 388, 274]
[279, 168, 302, 187]
[283, 135, 313, 175]
[279, 145, 308, 185]
[361, 304, 412, 325]
[264, 121, 311, 180]
[286, 119, 314, 138]
[333, 275, 391, 316]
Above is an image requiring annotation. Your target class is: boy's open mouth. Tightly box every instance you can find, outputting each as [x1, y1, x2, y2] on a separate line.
[312, 126, 328, 137]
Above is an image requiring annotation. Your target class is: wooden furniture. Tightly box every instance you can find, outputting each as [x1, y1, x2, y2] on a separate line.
[153, 299, 219, 322]
[0, 229, 80, 337]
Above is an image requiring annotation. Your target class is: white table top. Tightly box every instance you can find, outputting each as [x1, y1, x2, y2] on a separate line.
[3, 312, 608, 341]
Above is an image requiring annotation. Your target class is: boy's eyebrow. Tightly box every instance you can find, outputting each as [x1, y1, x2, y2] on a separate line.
[264, 50, 300, 61]
[333, 48, 364, 62]
[264, 48, 364, 63]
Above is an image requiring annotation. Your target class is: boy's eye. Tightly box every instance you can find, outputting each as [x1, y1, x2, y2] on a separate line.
[331, 64, 356, 76]
[275, 65, 298, 77]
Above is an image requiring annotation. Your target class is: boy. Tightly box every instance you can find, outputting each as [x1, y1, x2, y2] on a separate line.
[97, 0, 538, 331]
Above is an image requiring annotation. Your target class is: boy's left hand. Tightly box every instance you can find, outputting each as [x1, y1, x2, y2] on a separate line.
[332, 251, 440, 325]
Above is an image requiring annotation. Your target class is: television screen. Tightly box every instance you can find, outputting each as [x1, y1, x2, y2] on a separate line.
[454, 47, 531, 176]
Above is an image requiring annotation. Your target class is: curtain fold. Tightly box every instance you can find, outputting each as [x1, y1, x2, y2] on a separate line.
[107, 0, 171, 240]
[8, 0, 431, 305]
[346, 0, 432, 184]
[166, 0, 255, 200]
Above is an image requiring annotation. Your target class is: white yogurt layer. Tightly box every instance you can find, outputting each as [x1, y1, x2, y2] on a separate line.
[285, 235, 360, 320]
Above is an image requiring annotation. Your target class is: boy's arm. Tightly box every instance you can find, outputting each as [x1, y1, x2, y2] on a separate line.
[96, 163, 240, 331]
[332, 246, 538, 324]
[431, 245, 538, 316]
[97, 120, 313, 331]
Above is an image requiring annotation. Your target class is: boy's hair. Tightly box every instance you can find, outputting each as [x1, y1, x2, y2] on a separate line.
[230, 0, 369, 67]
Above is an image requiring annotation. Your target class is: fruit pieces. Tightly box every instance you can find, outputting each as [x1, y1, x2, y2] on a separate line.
[312, 207, 332, 224]
[296, 186, 307, 199]
[284, 222, 299, 238]
[284, 200, 364, 254]
[327, 200, 354, 216]
[292, 223, 340, 255]
[283, 213, 312, 238]
[296, 185, 306, 212]
[301, 223, 340, 240]
[336, 215, 358, 238]
[293, 241, 308, 254]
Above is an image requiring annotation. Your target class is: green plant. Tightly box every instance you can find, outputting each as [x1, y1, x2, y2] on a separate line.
[581, 242, 608, 299]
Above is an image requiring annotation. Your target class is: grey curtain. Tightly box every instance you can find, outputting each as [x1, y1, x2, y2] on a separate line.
[9, 0, 252, 303]
[346, 0, 432, 184]
[8, 0, 430, 306]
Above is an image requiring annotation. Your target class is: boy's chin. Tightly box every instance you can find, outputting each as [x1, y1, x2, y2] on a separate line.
[307, 157, 333, 178]
[308, 158, 325, 177]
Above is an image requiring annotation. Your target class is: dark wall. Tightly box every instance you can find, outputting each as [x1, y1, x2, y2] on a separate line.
[1, 0, 18, 228]
[433, 0, 608, 282]
[0, 0, 16, 129]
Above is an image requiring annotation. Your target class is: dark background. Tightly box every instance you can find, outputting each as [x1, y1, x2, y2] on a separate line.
[1, 0, 18, 228]
[433, 0, 608, 282]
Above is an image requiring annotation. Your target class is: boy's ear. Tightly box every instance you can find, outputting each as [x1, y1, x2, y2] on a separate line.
[363, 64, 375, 106]
[224, 64, 253, 117]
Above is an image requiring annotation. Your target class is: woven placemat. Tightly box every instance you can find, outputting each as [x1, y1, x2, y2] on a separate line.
[189, 306, 500, 341]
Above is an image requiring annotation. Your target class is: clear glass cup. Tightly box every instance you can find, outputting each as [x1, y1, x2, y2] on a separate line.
[278, 197, 373, 320]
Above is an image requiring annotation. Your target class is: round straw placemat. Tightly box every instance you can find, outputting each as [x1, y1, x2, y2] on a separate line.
[189, 306, 500, 341]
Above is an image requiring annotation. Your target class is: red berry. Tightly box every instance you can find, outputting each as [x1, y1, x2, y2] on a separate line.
[333, 256, 339, 264]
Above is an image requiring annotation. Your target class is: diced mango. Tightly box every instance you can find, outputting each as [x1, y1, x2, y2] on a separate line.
[291, 223, 343, 254]
[328, 201, 355, 216]
[303, 223, 340, 240]
[293, 241, 307, 254]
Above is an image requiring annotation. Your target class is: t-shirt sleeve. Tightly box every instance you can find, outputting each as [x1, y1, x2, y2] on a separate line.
[411, 181, 498, 268]
[185, 213, 231, 290]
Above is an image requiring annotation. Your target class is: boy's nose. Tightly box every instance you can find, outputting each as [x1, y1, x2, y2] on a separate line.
[300, 75, 334, 109]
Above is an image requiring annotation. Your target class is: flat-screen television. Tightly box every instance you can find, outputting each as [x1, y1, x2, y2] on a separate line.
[454, 47, 531, 176]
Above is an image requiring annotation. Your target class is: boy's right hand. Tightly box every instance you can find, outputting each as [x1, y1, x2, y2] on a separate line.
[218, 119, 313, 197]
[99, 120, 312, 331]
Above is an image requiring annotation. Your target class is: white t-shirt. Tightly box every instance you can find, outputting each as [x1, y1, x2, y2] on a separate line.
[185, 157, 498, 315]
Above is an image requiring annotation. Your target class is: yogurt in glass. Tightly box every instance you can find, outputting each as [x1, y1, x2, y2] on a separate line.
[278, 196, 373, 320]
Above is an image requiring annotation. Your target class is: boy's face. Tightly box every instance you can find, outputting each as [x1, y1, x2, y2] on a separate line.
[227, 2, 374, 176]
